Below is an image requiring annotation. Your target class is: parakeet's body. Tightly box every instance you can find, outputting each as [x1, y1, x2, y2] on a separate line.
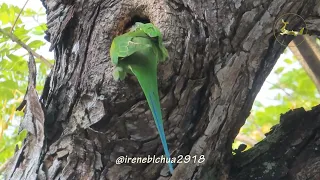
[110, 23, 174, 174]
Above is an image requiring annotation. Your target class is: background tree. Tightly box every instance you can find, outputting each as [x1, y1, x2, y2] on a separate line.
[2, 0, 320, 179]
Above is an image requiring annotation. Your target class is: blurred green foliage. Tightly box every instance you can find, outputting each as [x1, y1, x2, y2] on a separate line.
[0, 2, 50, 171]
[234, 53, 320, 151]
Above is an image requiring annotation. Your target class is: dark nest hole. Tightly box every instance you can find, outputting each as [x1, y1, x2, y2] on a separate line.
[123, 15, 150, 32]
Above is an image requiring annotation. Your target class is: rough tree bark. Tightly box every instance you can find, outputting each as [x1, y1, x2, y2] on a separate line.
[5, 0, 320, 179]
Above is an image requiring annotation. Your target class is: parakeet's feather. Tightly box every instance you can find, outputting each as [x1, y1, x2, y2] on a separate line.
[127, 52, 173, 173]
[147, 92, 174, 173]
[110, 23, 174, 174]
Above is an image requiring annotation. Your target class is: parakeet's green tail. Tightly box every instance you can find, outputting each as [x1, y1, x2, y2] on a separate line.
[127, 55, 174, 174]
[147, 92, 174, 174]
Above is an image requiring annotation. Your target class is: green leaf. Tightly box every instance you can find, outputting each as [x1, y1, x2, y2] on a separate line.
[31, 30, 44, 36]
[27, 40, 45, 49]
[274, 67, 284, 74]
[283, 58, 292, 64]
[0, 12, 9, 25]
[7, 54, 21, 62]
[31, 23, 47, 36]
[253, 101, 263, 108]
[23, 8, 37, 17]
[0, 4, 9, 25]
[0, 36, 9, 43]
[13, 26, 29, 37]
[0, 80, 18, 89]
[20, 36, 31, 44]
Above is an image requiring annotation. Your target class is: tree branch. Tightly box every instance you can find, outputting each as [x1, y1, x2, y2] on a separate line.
[0, 27, 52, 68]
[10, 0, 30, 33]
[288, 36, 320, 93]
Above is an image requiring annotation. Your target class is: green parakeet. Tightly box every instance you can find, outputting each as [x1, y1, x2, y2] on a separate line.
[110, 22, 174, 174]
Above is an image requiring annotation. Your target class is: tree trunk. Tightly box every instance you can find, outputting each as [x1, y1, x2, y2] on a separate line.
[5, 0, 320, 179]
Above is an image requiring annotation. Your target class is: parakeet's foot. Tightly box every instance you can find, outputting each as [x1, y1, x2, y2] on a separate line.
[112, 66, 126, 81]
